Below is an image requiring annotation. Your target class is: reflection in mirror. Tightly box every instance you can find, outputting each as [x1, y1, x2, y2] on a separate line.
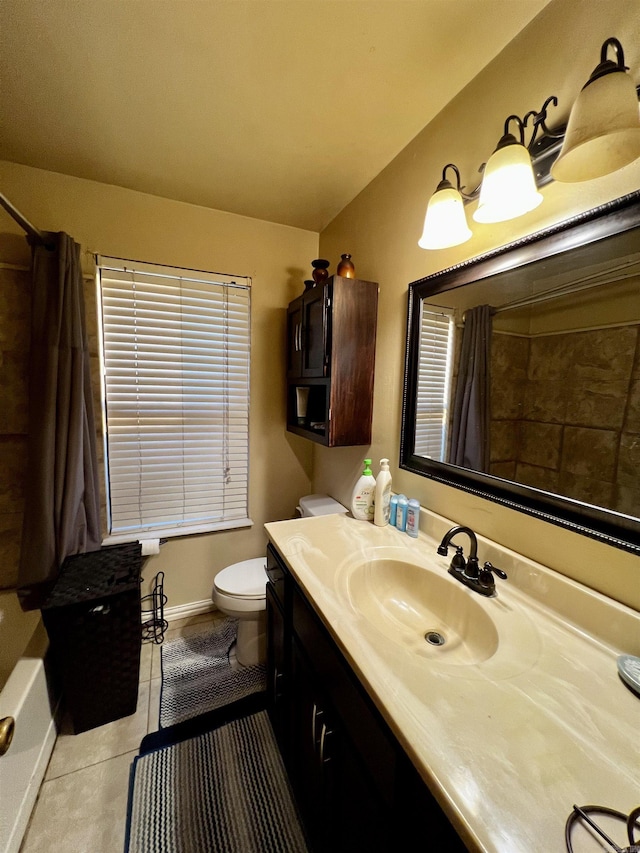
[401, 192, 640, 554]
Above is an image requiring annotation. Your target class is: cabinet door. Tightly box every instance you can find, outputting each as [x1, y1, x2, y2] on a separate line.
[301, 286, 327, 377]
[332, 735, 393, 852]
[266, 584, 289, 762]
[286, 296, 303, 378]
[290, 640, 336, 852]
[290, 639, 392, 853]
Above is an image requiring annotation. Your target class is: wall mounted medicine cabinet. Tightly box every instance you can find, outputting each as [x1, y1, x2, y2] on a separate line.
[286, 275, 378, 446]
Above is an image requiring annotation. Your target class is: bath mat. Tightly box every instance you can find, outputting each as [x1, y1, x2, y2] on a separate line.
[125, 710, 309, 853]
[159, 619, 266, 728]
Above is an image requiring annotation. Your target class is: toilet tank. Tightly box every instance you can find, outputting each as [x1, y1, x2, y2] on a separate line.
[297, 494, 348, 518]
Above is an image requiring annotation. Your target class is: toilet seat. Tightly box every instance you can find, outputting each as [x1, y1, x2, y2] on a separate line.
[214, 558, 267, 600]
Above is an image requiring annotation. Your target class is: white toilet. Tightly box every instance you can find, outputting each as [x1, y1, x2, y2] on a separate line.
[212, 494, 347, 667]
[296, 493, 349, 519]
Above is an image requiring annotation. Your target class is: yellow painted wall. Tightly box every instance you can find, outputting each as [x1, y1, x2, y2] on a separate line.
[316, 0, 640, 610]
[0, 160, 316, 606]
[2, 0, 639, 613]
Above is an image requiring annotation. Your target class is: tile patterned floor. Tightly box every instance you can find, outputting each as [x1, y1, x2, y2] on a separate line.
[19, 611, 224, 853]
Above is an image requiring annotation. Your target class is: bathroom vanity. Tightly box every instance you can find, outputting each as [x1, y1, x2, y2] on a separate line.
[264, 512, 640, 852]
[265, 541, 464, 851]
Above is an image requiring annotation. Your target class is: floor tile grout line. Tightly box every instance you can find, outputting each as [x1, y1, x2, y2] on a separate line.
[45, 682, 153, 781]
[43, 747, 141, 783]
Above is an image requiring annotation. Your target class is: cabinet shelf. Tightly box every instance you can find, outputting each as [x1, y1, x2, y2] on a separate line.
[286, 276, 378, 447]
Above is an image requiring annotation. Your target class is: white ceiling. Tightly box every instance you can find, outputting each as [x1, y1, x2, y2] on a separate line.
[0, 1, 550, 232]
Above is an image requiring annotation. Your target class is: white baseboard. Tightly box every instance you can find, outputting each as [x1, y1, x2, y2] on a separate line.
[162, 599, 216, 623]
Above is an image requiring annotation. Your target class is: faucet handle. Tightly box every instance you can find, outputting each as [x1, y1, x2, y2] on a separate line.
[450, 546, 466, 571]
[481, 561, 507, 580]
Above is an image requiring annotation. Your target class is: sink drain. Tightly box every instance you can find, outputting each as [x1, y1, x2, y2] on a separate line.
[424, 630, 446, 647]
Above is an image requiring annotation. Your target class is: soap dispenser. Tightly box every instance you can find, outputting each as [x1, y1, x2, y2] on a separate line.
[374, 459, 392, 527]
[351, 459, 376, 521]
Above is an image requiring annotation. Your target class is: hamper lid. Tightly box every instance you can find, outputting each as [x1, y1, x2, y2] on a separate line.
[41, 543, 143, 608]
[214, 558, 267, 598]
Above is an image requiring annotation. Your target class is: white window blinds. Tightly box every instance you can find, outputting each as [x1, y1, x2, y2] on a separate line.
[97, 257, 251, 541]
[414, 306, 455, 462]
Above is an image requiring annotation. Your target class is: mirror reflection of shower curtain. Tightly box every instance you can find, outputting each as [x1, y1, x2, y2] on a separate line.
[448, 305, 492, 471]
[18, 232, 101, 609]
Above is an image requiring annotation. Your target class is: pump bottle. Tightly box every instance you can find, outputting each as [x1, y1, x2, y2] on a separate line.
[351, 459, 376, 521]
[374, 458, 392, 527]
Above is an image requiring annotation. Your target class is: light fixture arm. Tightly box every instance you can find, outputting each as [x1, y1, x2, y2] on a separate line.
[436, 163, 478, 203]
[586, 37, 628, 86]
[523, 95, 564, 144]
[499, 114, 526, 147]
[436, 163, 463, 192]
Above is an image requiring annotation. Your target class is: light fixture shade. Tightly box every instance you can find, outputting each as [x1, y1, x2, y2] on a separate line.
[418, 185, 472, 250]
[551, 70, 640, 182]
[473, 142, 542, 224]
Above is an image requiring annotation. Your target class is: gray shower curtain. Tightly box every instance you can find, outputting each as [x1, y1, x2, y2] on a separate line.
[448, 304, 492, 472]
[18, 232, 101, 608]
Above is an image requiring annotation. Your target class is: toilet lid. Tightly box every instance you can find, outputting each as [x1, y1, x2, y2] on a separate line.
[215, 558, 267, 599]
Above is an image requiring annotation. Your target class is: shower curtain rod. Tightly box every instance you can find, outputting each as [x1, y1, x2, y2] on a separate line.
[493, 255, 640, 314]
[0, 192, 53, 247]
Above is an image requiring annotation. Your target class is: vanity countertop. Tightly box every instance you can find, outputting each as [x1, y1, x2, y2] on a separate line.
[264, 512, 640, 853]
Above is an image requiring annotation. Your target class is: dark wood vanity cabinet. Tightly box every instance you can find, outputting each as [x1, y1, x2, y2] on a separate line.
[265, 543, 466, 853]
[286, 275, 378, 447]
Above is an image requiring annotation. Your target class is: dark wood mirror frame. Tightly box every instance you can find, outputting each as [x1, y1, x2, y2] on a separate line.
[401, 190, 640, 555]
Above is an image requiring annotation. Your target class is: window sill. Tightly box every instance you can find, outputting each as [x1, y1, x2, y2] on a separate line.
[102, 517, 253, 546]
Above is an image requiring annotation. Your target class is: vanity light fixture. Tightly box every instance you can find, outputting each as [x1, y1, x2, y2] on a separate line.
[419, 96, 561, 249]
[419, 37, 640, 250]
[418, 164, 473, 249]
[473, 114, 543, 224]
[551, 37, 640, 182]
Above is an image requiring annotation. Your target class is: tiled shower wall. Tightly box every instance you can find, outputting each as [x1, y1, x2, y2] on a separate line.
[490, 325, 640, 518]
[0, 262, 103, 590]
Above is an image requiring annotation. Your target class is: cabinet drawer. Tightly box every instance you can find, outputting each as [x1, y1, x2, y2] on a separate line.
[292, 585, 396, 805]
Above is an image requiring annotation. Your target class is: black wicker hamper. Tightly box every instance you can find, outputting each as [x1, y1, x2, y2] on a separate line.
[41, 543, 143, 733]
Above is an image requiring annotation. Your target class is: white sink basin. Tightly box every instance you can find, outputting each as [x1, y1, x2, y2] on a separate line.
[343, 557, 499, 665]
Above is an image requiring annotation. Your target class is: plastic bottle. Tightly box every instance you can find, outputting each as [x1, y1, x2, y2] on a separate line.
[406, 499, 420, 538]
[351, 459, 376, 521]
[389, 495, 398, 527]
[396, 495, 408, 532]
[374, 459, 392, 527]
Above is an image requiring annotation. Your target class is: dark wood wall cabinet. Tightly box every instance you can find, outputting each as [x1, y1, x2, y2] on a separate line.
[286, 275, 378, 446]
[265, 543, 466, 853]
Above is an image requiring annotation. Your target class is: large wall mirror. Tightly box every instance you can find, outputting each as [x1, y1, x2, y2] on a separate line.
[401, 191, 640, 555]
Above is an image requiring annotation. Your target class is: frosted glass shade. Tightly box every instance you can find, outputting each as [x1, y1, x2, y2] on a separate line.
[551, 70, 640, 182]
[473, 143, 542, 224]
[418, 186, 472, 250]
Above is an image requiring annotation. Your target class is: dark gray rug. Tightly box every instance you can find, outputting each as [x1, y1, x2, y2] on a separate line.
[159, 620, 266, 728]
[126, 710, 309, 853]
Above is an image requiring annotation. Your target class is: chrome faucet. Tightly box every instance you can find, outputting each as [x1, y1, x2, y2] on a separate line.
[437, 525, 507, 596]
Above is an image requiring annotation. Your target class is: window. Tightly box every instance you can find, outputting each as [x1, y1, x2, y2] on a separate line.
[414, 306, 455, 461]
[97, 256, 251, 542]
